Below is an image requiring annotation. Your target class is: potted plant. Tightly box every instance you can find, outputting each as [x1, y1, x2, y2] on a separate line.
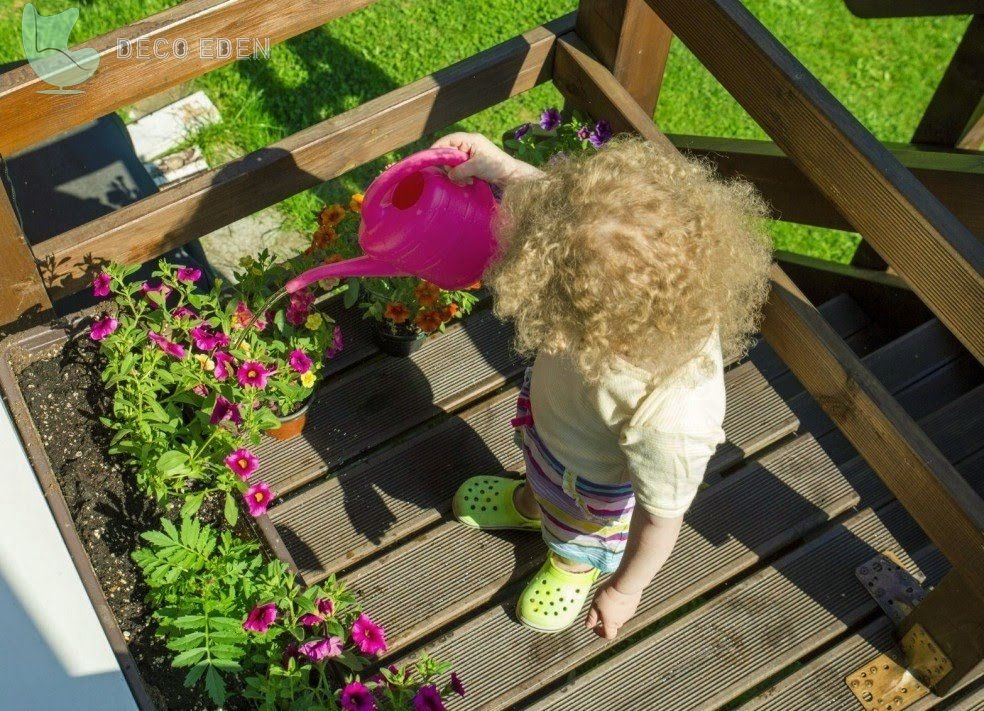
[503, 106, 613, 164]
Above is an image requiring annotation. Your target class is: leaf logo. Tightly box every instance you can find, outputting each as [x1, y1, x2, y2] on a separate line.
[22, 3, 99, 94]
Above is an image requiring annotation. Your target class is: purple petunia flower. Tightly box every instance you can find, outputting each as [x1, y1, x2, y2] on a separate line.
[92, 271, 111, 298]
[89, 315, 118, 341]
[350, 613, 387, 656]
[148, 331, 185, 359]
[244, 481, 273, 516]
[298, 636, 344, 662]
[172, 305, 198, 319]
[224, 448, 259, 479]
[325, 325, 344, 360]
[288, 348, 313, 374]
[213, 351, 234, 381]
[176, 266, 201, 283]
[412, 685, 446, 711]
[514, 122, 532, 140]
[237, 360, 272, 389]
[210, 395, 242, 426]
[242, 602, 277, 633]
[340, 681, 377, 711]
[576, 125, 591, 140]
[450, 672, 466, 698]
[539, 107, 562, 131]
[588, 119, 612, 147]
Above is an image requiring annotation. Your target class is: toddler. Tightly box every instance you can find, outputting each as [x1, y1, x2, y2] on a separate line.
[435, 132, 772, 639]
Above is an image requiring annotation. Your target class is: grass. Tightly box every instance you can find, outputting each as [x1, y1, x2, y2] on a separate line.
[0, 0, 969, 262]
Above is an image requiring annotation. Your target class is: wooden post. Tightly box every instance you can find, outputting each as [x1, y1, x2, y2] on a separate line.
[0, 177, 51, 328]
[575, 0, 673, 116]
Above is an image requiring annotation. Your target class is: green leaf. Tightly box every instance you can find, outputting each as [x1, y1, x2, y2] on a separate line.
[171, 647, 207, 668]
[157, 450, 188, 475]
[205, 665, 227, 706]
[183, 662, 208, 688]
[342, 280, 361, 308]
[223, 492, 239, 527]
[180, 493, 204, 519]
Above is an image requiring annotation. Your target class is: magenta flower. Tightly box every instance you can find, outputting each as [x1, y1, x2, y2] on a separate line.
[514, 123, 531, 140]
[450, 672, 465, 698]
[326, 325, 344, 359]
[350, 613, 388, 656]
[176, 266, 201, 283]
[288, 349, 313, 374]
[412, 685, 446, 711]
[190, 323, 228, 351]
[224, 448, 259, 479]
[286, 305, 308, 327]
[298, 613, 322, 628]
[298, 598, 335, 627]
[340, 682, 377, 711]
[210, 395, 242, 426]
[244, 481, 273, 516]
[290, 289, 316, 310]
[299, 636, 344, 662]
[213, 351, 235, 381]
[92, 271, 111, 298]
[237, 360, 272, 389]
[576, 125, 591, 140]
[172, 305, 198, 319]
[148, 331, 185, 359]
[281, 641, 301, 668]
[539, 107, 562, 131]
[233, 301, 266, 331]
[140, 280, 172, 309]
[243, 602, 278, 632]
[589, 119, 613, 147]
[89, 315, 118, 341]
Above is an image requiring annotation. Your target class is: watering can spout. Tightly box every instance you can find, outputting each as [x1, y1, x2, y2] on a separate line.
[284, 147, 498, 295]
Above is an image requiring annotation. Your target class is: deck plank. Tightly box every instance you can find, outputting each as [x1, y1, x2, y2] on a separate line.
[531, 445, 983, 711]
[395, 385, 982, 710]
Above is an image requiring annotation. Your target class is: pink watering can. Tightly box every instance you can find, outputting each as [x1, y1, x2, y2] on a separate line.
[285, 148, 498, 294]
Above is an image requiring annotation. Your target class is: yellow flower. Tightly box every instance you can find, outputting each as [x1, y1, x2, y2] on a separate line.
[194, 354, 215, 371]
[305, 313, 323, 330]
[241, 341, 252, 355]
[300, 371, 316, 388]
[349, 192, 364, 213]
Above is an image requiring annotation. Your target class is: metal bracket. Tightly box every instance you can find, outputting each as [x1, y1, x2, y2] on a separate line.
[855, 551, 927, 625]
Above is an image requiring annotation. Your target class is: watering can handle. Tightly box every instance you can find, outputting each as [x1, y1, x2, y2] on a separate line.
[373, 147, 470, 189]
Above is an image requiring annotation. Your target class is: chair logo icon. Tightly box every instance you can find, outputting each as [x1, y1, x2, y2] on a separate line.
[22, 3, 99, 94]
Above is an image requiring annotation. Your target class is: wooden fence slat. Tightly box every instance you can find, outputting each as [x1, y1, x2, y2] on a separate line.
[643, 0, 984, 362]
[575, 0, 673, 114]
[0, 0, 379, 156]
[30, 15, 573, 302]
[668, 135, 984, 235]
[0, 182, 51, 328]
[843, 1, 984, 18]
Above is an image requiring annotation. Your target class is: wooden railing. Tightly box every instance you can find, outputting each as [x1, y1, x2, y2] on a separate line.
[0, 0, 981, 693]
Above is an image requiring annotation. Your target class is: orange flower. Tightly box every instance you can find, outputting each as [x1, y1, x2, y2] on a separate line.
[384, 302, 410, 324]
[415, 310, 443, 333]
[414, 281, 441, 308]
[349, 193, 364, 213]
[323, 253, 344, 265]
[466, 280, 482, 290]
[317, 204, 346, 228]
[311, 225, 337, 250]
[439, 303, 459, 322]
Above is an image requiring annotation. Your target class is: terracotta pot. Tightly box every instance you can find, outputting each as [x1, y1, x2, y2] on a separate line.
[372, 321, 425, 357]
[266, 399, 311, 441]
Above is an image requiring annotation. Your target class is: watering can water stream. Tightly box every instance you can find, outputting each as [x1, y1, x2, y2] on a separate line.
[284, 148, 499, 294]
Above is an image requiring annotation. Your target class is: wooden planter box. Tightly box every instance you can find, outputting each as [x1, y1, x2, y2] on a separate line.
[0, 319, 154, 710]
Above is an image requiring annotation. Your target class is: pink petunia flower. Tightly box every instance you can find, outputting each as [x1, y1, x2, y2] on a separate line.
[213, 351, 235, 381]
[242, 602, 278, 633]
[244, 481, 273, 516]
[225, 448, 259, 479]
[190, 323, 228, 351]
[298, 636, 344, 662]
[285, 305, 308, 327]
[172, 305, 198, 319]
[209, 395, 242, 426]
[89, 315, 118, 341]
[237, 360, 272, 389]
[340, 681, 377, 711]
[350, 613, 388, 656]
[325, 325, 344, 359]
[140, 280, 172, 309]
[450, 672, 465, 698]
[288, 349, 313, 374]
[92, 271, 111, 298]
[148, 331, 185, 359]
[298, 597, 335, 627]
[412, 685, 446, 711]
[176, 266, 202, 283]
[298, 613, 323, 628]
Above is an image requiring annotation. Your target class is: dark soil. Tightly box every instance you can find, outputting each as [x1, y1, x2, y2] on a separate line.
[16, 332, 234, 710]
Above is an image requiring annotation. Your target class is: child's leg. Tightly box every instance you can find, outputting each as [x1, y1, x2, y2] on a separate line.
[513, 481, 541, 520]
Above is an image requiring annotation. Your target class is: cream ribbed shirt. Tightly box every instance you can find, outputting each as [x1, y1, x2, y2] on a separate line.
[529, 337, 727, 518]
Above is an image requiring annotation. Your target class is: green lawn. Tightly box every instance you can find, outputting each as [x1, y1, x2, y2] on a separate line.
[1, 0, 969, 262]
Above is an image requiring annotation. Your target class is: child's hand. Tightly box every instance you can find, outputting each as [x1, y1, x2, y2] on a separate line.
[586, 581, 642, 640]
[431, 132, 542, 186]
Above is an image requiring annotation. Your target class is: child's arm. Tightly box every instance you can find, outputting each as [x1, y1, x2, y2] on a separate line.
[432, 132, 544, 186]
[586, 509, 683, 640]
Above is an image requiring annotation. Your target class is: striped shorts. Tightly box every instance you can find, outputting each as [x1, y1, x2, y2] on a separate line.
[512, 370, 633, 573]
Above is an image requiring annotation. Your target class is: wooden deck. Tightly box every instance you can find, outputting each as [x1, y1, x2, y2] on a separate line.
[256, 293, 983, 709]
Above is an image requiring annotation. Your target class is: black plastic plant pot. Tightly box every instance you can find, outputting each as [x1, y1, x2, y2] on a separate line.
[372, 320, 425, 357]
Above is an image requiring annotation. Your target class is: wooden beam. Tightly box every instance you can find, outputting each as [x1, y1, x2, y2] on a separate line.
[668, 135, 984, 235]
[643, 0, 984, 362]
[913, 16, 984, 150]
[844, 1, 984, 18]
[0, 0, 379, 156]
[30, 15, 573, 302]
[575, 0, 673, 114]
[0, 181, 51, 328]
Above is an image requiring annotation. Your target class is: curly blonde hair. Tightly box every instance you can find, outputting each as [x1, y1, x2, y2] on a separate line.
[488, 136, 773, 383]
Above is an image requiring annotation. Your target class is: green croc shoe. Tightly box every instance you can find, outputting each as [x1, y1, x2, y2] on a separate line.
[516, 554, 600, 633]
[452, 476, 541, 531]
